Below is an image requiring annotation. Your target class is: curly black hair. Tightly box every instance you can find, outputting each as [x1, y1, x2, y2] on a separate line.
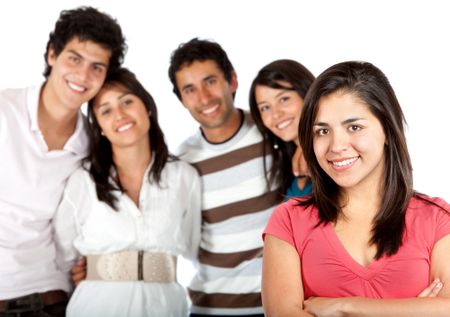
[43, 6, 127, 78]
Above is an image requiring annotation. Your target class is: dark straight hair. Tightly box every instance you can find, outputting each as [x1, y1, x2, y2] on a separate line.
[86, 68, 172, 211]
[299, 61, 413, 259]
[249, 59, 315, 193]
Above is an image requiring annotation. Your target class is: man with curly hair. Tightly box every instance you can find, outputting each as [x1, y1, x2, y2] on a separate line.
[0, 6, 126, 317]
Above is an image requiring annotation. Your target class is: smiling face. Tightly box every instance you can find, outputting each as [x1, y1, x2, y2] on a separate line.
[255, 82, 304, 144]
[92, 84, 150, 151]
[175, 59, 237, 131]
[313, 91, 386, 193]
[45, 37, 111, 112]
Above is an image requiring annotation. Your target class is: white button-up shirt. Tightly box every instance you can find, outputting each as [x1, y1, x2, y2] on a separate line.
[0, 85, 88, 299]
[53, 160, 201, 316]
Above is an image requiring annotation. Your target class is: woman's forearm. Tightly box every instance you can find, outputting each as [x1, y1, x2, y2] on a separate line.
[264, 305, 315, 317]
[341, 297, 450, 317]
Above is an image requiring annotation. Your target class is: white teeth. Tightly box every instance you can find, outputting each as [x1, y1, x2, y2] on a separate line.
[332, 157, 358, 167]
[68, 82, 86, 92]
[202, 104, 219, 115]
[276, 119, 293, 130]
[117, 123, 133, 132]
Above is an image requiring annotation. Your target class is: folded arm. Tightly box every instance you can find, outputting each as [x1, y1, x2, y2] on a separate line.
[262, 234, 313, 317]
[304, 234, 450, 317]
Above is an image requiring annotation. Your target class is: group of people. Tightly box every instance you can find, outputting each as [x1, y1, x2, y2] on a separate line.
[0, 5, 448, 317]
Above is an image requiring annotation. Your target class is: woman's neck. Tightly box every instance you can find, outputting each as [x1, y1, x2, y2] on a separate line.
[339, 159, 385, 221]
[113, 141, 152, 180]
[340, 183, 382, 222]
[112, 141, 152, 207]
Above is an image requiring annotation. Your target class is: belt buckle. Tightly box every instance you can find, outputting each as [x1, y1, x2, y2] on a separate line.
[5, 293, 44, 313]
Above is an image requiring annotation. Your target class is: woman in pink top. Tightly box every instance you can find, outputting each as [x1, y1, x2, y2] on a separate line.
[262, 61, 450, 316]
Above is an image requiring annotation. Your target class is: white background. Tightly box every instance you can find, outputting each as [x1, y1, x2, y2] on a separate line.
[1, 0, 449, 283]
[1, 0, 449, 199]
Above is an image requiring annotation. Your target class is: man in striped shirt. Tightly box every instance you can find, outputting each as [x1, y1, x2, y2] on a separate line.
[168, 38, 282, 316]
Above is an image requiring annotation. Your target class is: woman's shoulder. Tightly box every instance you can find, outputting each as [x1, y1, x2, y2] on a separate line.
[265, 197, 320, 245]
[61, 164, 96, 205]
[280, 196, 316, 209]
[406, 194, 450, 244]
[165, 158, 199, 177]
[273, 197, 319, 222]
[406, 194, 450, 232]
[162, 158, 201, 188]
[66, 163, 92, 185]
[408, 193, 450, 215]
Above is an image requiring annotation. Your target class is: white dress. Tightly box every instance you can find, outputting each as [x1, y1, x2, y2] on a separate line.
[53, 159, 201, 317]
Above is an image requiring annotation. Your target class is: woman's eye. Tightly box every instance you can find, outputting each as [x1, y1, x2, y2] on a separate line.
[349, 125, 361, 132]
[259, 105, 270, 113]
[279, 96, 290, 103]
[315, 128, 328, 136]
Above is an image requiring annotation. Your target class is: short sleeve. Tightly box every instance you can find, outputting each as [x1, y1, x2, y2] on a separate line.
[263, 199, 298, 247]
[432, 197, 450, 243]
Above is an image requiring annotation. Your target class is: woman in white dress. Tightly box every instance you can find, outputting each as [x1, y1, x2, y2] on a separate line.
[53, 68, 201, 317]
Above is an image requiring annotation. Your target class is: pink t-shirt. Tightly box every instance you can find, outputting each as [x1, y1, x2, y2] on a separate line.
[263, 195, 450, 299]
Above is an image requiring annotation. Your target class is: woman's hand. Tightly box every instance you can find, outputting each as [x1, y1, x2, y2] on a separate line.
[303, 280, 444, 317]
[418, 279, 443, 297]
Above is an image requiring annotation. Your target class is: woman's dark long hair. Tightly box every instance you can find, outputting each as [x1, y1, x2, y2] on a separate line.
[299, 61, 413, 258]
[249, 59, 315, 193]
[86, 68, 172, 211]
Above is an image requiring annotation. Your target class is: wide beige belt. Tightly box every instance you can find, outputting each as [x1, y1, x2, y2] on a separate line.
[86, 251, 176, 283]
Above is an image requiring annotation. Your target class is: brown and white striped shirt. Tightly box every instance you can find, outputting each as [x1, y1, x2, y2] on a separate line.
[177, 110, 281, 315]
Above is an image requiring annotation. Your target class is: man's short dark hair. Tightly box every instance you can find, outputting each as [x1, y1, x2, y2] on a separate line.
[43, 6, 127, 78]
[168, 38, 234, 100]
